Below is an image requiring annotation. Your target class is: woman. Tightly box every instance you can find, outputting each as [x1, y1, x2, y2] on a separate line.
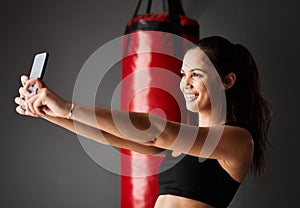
[15, 36, 272, 208]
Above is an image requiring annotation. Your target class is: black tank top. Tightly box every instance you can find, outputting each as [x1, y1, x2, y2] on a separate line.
[158, 124, 241, 207]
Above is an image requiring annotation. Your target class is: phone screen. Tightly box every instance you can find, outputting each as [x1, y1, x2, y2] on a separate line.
[21, 52, 48, 110]
[29, 52, 48, 79]
[28, 52, 48, 93]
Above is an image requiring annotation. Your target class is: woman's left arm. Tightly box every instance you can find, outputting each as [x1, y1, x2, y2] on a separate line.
[68, 103, 253, 162]
[19, 77, 253, 162]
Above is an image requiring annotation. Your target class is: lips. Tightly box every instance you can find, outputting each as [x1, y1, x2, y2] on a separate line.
[184, 93, 199, 102]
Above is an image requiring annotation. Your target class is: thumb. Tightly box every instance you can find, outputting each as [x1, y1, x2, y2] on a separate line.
[24, 77, 45, 91]
[21, 75, 29, 86]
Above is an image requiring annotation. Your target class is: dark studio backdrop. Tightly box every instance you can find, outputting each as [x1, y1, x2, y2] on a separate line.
[1, 0, 299, 207]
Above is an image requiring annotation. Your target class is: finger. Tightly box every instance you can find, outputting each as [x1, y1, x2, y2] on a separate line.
[15, 95, 38, 117]
[19, 87, 30, 100]
[19, 87, 34, 99]
[26, 89, 39, 100]
[14, 97, 25, 105]
[16, 105, 26, 115]
[24, 77, 45, 91]
[34, 87, 38, 94]
[27, 87, 38, 98]
[24, 109, 38, 117]
[15, 97, 21, 105]
[21, 75, 29, 86]
[33, 97, 45, 117]
[15, 97, 27, 111]
[35, 79, 45, 89]
[26, 95, 39, 115]
[27, 93, 44, 116]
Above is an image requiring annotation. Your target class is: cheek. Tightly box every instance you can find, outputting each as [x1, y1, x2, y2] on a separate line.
[194, 80, 206, 93]
[195, 82, 210, 105]
[179, 79, 185, 92]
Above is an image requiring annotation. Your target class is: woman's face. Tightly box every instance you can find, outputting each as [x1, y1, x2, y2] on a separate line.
[180, 48, 211, 113]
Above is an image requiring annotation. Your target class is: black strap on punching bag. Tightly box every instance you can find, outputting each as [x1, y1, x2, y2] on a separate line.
[128, 0, 184, 35]
[125, 0, 189, 57]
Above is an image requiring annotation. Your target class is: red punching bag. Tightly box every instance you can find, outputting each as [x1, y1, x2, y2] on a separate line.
[120, 0, 199, 207]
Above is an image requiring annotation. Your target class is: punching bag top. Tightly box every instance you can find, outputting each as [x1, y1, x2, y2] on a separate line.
[125, 0, 199, 39]
[125, 13, 199, 38]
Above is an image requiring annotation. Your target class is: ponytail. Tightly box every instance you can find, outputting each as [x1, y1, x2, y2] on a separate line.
[196, 36, 272, 176]
[232, 44, 272, 175]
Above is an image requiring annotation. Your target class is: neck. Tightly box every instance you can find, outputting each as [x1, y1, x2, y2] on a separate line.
[198, 110, 212, 127]
[198, 110, 228, 126]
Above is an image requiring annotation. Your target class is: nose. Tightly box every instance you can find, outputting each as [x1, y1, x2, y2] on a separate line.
[182, 76, 193, 89]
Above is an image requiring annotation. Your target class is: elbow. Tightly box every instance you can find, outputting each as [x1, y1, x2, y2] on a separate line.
[144, 116, 172, 149]
[150, 120, 183, 151]
[140, 115, 177, 150]
[242, 129, 254, 159]
[143, 136, 165, 148]
[151, 133, 173, 150]
[245, 129, 254, 149]
[141, 133, 170, 150]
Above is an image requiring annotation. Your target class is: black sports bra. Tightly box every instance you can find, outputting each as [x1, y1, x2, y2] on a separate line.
[158, 152, 240, 207]
[158, 122, 241, 207]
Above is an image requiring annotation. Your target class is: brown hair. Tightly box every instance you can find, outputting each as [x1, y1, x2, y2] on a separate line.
[195, 36, 272, 175]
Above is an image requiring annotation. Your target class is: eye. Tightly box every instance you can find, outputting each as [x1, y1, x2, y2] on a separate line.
[192, 72, 203, 78]
[180, 72, 186, 78]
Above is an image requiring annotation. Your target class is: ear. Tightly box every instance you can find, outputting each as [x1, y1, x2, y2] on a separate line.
[223, 72, 236, 90]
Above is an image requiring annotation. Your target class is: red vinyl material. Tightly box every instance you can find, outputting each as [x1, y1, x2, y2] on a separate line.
[121, 11, 199, 208]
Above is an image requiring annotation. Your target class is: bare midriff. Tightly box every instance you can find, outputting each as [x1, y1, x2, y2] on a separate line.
[154, 195, 214, 208]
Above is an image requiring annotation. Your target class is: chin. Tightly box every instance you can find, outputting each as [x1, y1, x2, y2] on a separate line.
[186, 103, 199, 113]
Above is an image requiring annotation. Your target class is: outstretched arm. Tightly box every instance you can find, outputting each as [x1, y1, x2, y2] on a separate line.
[15, 76, 165, 156]
[16, 76, 253, 163]
[44, 115, 165, 156]
[47, 98, 252, 164]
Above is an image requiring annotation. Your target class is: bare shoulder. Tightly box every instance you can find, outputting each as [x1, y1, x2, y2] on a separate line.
[218, 125, 254, 181]
[222, 125, 254, 157]
[223, 125, 253, 142]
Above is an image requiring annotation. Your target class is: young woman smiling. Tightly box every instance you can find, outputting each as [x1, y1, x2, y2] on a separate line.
[15, 36, 272, 208]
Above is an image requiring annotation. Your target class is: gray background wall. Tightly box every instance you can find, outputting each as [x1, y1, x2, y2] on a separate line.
[1, 0, 299, 207]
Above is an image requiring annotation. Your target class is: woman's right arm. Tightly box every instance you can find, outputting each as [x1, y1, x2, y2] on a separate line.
[44, 115, 165, 156]
[15, 87, 165, 156]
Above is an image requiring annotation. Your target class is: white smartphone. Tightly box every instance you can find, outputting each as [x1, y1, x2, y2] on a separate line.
[27, 52, 48, 92]
[21, 52, 48, 110]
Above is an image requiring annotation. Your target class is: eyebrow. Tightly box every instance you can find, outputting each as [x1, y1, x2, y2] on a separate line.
[180, 68, 207, 74]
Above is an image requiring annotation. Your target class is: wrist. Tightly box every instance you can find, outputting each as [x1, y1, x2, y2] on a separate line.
[62, 102, 73, 119]
[67, 103, 75, 119]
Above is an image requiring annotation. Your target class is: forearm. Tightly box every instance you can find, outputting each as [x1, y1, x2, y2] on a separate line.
[67, 104, 212, 157]
[67, 104, 217, 158]
[70, 104, 207, 155]
[42, 115, 165, 156]
[70, 104, 166, 143]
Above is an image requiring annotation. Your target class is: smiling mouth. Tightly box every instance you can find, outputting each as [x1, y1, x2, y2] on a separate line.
[184, 93, 199, 102]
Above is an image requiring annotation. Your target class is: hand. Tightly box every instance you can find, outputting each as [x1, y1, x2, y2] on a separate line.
[15, 75, 72, 118]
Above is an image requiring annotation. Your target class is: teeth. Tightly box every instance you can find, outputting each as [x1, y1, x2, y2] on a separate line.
[184, 93, 197, 100]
